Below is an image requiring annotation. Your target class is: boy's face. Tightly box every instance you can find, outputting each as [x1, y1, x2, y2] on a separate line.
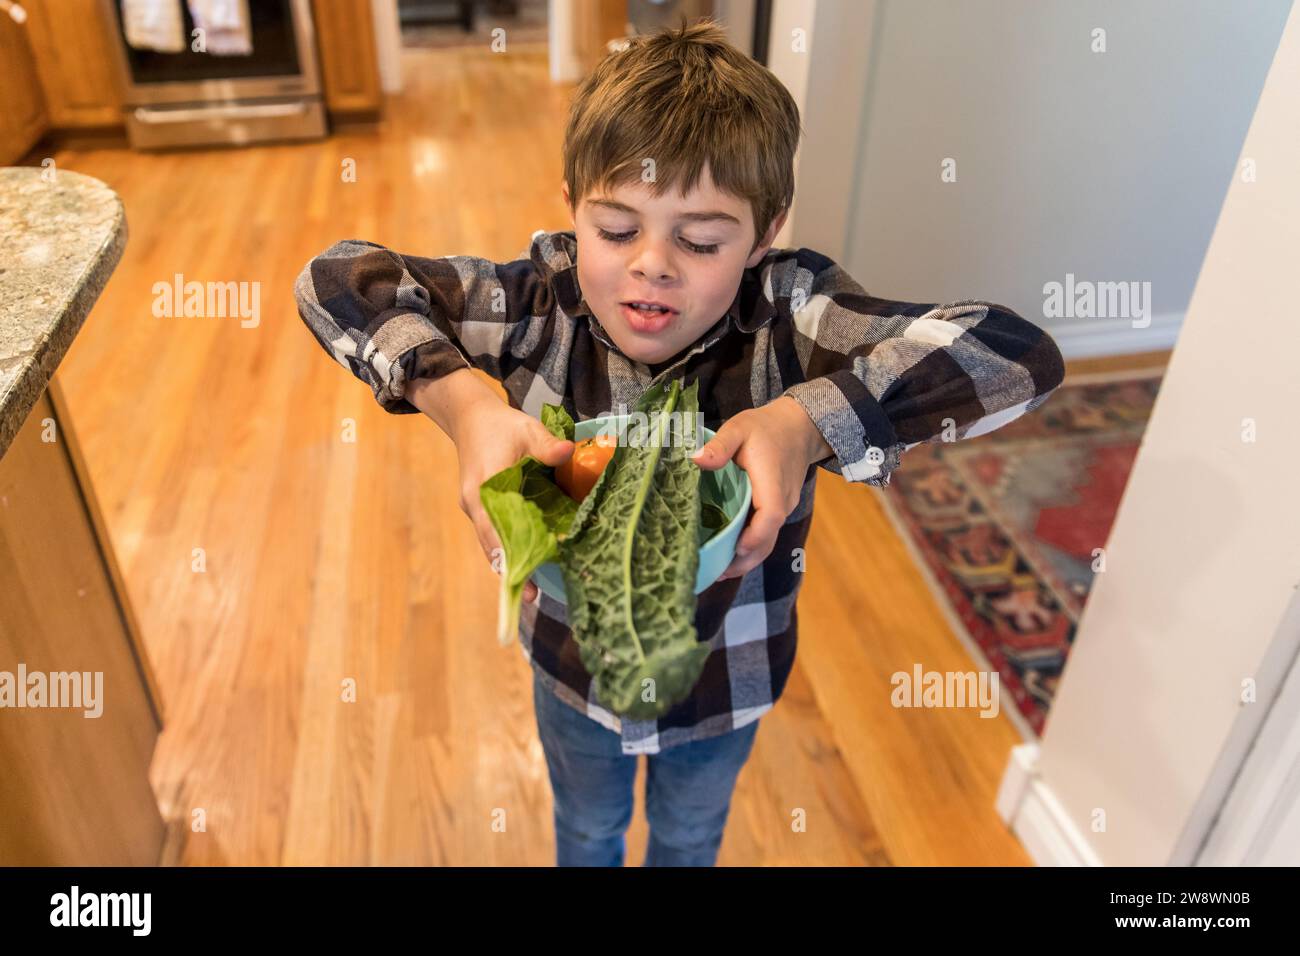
[563, 163, 787, 367]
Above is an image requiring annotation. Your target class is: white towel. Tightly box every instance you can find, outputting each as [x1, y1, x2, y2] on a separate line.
[186, 0, 253, 56]
[121, 0, 185, 53]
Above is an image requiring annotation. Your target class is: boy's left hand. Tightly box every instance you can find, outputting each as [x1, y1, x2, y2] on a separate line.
[691, 396, 831, 582]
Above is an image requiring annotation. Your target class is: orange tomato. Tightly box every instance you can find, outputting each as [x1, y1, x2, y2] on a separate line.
[556, 432, 619, 502]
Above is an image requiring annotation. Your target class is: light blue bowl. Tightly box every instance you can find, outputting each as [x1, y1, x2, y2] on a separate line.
[531, 414, 752, 605]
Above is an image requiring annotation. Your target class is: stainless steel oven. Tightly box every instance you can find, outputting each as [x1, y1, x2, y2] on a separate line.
[99, 0, 326, 149]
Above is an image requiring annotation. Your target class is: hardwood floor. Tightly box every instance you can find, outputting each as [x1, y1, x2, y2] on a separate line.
[45, 43, 1169, 866]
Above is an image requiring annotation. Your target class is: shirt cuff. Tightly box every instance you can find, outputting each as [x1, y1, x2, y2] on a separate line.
[382, 339, 473, 414]
[782, 371, 902, 485]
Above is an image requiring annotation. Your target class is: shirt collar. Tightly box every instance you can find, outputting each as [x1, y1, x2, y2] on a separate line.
[726, 261, 780, 333]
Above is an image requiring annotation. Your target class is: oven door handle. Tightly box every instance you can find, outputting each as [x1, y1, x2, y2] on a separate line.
[133, 102, 310, 124]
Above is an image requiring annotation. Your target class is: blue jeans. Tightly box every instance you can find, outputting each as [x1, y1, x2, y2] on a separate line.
[532, 668, 760, 867]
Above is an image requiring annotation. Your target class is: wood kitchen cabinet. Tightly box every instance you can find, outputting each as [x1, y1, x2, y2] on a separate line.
[0, 6, 49, 163]
[0, 167, 165, 866]
[0, 382, 166, 866]
[21, 0, 124, 128]
[7, 0, 380, 139]
[311, 0, 383, 117]
[574, 0, 631, 76]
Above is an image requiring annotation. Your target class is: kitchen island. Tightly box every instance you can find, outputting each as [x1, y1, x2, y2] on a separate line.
[0, 165, 165, 865]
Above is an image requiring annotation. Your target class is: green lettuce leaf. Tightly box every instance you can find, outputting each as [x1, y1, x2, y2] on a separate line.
[699, 468, 731, 547]
[541, 403, 576, 444]
[559, 378, 711, 720]
[480, 381, 732, 718]
[479, 407, 579, 645]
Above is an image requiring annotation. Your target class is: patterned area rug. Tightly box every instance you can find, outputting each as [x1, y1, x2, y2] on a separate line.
[879, 370, 1164, 738]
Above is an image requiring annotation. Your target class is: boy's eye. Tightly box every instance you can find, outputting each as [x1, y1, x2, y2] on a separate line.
[596, 228, 719, 255]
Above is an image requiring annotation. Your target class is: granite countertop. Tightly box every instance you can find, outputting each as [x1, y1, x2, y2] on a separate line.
[0, 166, 127, 460]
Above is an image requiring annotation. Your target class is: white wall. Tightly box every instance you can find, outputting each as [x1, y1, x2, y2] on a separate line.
[1010, 1, 1300, 865]
[779, 0, 1292, 357]
[713, 0, 756, 62]
[767, 0, 1300, 864]
[371, 0, 403, 93]
[764, 0, 817, 249]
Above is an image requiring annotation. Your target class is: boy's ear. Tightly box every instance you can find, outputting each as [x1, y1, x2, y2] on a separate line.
[746, 207, 789, 267]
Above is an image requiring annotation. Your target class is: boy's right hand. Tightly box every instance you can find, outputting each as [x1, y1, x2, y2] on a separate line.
[452, 399, 575, 604]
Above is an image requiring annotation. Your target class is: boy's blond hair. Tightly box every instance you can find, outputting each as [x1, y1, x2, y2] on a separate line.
[562, 17, 802, 252]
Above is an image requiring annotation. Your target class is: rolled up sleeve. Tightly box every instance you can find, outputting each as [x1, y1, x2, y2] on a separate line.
[780, 254, 1065, 487]
[294, 239, 547, 414]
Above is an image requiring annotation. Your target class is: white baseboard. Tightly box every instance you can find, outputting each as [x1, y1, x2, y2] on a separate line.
[1046, 312, 1185, 360]
[996, 743, 1103, 866]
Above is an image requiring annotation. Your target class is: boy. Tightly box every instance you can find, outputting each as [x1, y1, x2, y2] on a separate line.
[294, 19, 1065, 867]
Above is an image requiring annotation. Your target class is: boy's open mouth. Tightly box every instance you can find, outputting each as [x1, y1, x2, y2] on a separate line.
[621, 300, 678, 333]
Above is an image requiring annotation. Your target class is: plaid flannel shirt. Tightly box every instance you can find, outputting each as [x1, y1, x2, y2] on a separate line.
[294, 229, 1065, 754]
